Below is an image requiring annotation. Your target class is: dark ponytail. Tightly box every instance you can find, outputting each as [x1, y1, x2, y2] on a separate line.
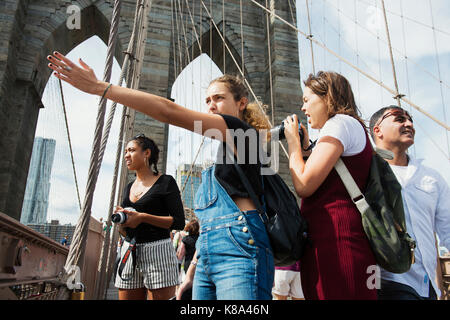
[132, 134, 160, 175]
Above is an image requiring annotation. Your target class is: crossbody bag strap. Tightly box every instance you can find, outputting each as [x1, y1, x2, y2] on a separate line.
[117, 236, 137, 281]
[334, 158, 371, 215]
[112, 236, 124, 282]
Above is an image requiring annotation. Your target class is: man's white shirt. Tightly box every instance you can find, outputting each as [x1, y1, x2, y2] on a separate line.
[380, 156, 450, 297]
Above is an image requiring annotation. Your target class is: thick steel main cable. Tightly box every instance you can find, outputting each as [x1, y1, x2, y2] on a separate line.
[93, 0, 149, 299]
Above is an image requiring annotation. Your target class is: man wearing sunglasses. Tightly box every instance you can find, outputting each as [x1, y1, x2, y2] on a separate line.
[369, 106, 450, 300]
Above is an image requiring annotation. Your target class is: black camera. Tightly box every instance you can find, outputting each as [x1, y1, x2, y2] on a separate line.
[270, 114, 305, 145]
[111, 207, 135, 224]
[111, 212, 127, 224]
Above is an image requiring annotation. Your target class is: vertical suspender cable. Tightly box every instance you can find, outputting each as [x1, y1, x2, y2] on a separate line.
[265, 0, 274, 125]
[240, 0, 244, 71]
[223, 0, 226, 73]
[305, 0, 315, 74]
[399, 0, 416, 158]
[380, 0, 403, 107]
[64, 0, 122, 281]
[353, 0, 361, 105]
[428, 0, 449, 157]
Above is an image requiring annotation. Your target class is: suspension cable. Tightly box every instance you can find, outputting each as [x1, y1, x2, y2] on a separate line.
[381, 0, 403, 106]
[305, 0, 316, 74]
[200, 0, 290, 159]
[428, 0, 449, 157]
[324, 0, 450, 91]
[265, 0, 275, 124]
[64, 0, 123, 283]
[250, 0, 449, 132]
[57, 79, 82, 211]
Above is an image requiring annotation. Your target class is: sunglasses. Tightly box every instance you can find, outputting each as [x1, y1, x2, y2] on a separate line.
[133, 133, 146, 139]
[376, 110, 413, 127]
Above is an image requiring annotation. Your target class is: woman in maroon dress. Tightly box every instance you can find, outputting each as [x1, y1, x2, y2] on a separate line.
[284, 71, 377, 300]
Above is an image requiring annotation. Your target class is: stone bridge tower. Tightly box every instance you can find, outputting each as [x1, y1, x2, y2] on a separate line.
[0, 0, 303, 221]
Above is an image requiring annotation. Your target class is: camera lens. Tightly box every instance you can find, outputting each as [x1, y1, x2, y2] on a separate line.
[269, 115, 304, 145]
[111, 212, 127, 224]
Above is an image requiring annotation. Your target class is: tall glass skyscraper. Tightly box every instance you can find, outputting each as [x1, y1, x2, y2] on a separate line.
[176, 164, 202, 210]
[20, 137, 56, 225]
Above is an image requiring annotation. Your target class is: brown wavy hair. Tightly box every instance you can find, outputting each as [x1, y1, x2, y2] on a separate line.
[304, 71, 366, 128]
[184, 219, 199, 236]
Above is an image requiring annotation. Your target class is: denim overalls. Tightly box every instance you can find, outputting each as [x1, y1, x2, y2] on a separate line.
[192, 165, 274, 300]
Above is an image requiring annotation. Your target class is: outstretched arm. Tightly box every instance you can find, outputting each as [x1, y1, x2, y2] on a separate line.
[47, 51, 228, 138]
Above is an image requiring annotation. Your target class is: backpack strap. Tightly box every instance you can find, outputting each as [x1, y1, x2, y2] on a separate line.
[334, 145, 396, 215]
[334, 158, 371, 215]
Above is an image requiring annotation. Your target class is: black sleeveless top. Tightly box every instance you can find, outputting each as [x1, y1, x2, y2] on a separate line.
[214, 114, 264, 199]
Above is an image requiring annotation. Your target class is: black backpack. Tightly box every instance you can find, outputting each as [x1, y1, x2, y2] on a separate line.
[233, 162, 309, 266]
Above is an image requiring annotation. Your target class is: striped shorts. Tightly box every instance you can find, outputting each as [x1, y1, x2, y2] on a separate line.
[114, 238, 179, 290]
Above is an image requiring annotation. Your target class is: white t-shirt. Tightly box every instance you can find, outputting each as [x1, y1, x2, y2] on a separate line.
[389, 164, 412, 187]
[317, 114, 366, 156]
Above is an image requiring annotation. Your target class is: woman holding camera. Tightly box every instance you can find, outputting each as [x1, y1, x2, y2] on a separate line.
[283, 71, 377, 300]
[47, 52, 274, 300]
[114, 134, 185, 300]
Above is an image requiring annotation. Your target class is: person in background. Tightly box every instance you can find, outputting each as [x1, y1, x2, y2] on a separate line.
[61, 235, 68, 246]
[177, 220, 200, 300]
[369, 105, 450, 300]
[272, 261, 304, 300]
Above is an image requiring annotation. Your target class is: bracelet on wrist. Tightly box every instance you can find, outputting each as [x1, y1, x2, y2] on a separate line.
[101, 83, 112, 101]
[191, 260, 197, 266]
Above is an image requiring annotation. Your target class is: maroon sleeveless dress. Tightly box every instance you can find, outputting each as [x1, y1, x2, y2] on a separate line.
[300, 133, 377, 300]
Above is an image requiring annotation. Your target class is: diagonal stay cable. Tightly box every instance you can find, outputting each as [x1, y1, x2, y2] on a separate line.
[323, 0, 450, 91]
[57, 79, 82, 211]
[250, 0, 449, 132]
[358, 0, 450, 38]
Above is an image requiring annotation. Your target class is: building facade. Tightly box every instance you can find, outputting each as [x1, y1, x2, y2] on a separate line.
[20, 137, 56, 225]
[27, 219, 75, 246]
[176, 164, 202, 210]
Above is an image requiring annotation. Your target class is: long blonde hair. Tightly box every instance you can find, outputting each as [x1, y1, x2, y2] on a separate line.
[210, 75, 272, 132]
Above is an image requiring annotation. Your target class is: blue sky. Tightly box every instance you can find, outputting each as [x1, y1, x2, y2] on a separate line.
[36, 0, 449, 225]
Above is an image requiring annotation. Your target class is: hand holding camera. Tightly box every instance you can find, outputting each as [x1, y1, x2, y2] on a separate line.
[112, 206, 142, 228]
